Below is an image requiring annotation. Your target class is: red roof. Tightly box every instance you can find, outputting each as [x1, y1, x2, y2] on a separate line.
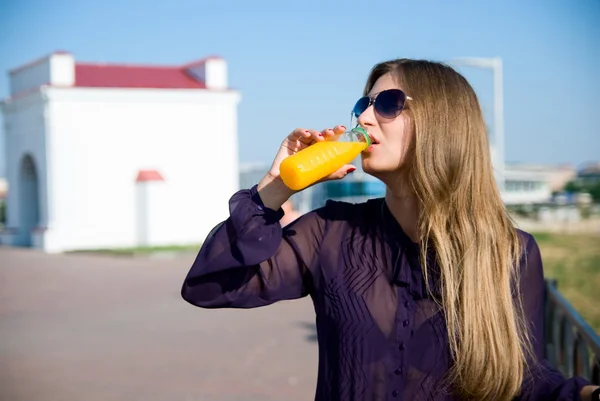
[135, 170, 165, 182]
[6, 52, 228, 98]
[75, 63, 207, 89]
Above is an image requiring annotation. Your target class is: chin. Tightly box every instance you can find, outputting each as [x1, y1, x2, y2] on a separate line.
[361, 156, 396, 177]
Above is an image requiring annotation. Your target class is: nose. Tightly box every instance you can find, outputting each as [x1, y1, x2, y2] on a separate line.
[357, 102, 377, 128]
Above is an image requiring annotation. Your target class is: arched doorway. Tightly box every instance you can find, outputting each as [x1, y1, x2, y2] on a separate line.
[18, 154, 40, 247]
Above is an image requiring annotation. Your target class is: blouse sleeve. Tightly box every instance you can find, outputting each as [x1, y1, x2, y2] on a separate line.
[181, 185, 326, 309]
[518, 232, 591, 400]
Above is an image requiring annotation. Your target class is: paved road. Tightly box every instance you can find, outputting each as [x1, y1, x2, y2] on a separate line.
[0, 247, 318, 401]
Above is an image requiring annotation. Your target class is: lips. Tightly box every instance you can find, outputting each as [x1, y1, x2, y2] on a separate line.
[365, 142, 379, 153]
[368, 134, 380, 145]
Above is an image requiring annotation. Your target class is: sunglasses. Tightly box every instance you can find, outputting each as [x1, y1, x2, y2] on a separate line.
[351, 89, 412, 120]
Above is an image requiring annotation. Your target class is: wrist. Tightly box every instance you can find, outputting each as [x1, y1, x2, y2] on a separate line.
[256, 173, 295, 211]
[582, 385, 600, 401]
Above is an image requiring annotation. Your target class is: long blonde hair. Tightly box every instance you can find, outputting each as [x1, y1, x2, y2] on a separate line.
[364, 59, 532, 400]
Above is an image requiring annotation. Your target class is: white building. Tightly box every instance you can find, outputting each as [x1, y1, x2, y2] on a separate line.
[0, 51, 241, 252]
[502, 164, 578, 206]
[503, 167, 552, 205]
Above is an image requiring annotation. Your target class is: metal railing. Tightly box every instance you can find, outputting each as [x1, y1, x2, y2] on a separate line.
[544, 279, 600, 384]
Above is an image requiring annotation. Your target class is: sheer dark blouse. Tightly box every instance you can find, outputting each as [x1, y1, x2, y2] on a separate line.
[182, 185, 590, 400]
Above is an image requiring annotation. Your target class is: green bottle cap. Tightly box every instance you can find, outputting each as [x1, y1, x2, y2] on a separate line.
[351, 126, 372, 147]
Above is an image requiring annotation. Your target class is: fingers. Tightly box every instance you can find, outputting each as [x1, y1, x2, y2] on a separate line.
[287, 124, 346, 148]
[288, 128, 324, 146]
[332, 125, 346, 134]
[322, 125, 346, 141]
[288, 128, 312, 141]
[305, 129, 323, 144]
[315, 164, 356, 185]
[320, 128, 334, 140]
[330, 164, 356, 179]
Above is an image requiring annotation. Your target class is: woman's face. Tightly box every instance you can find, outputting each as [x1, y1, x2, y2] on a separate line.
[357, 73, 414, 180]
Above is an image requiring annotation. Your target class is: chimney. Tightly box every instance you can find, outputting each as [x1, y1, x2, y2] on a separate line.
[49, 52, 75, 87]
[186, 57, 228, 90]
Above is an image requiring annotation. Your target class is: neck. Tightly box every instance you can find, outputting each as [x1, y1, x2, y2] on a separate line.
[384, 180, 420, 243]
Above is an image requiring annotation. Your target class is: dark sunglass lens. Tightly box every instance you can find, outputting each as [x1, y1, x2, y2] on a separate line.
[352, 96, 370, 118]
[375, 90, 406, 118]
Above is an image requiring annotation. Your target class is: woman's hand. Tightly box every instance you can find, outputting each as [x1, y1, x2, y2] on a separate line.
[267, 125, 348, 179]
[257, 125, 354, 210]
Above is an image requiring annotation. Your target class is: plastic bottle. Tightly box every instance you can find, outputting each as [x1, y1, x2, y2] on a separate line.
[279, 126, 371, 191]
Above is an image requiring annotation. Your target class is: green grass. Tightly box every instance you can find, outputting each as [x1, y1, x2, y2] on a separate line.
[68, 243, 202, 256]
[531, 232, 600, 333]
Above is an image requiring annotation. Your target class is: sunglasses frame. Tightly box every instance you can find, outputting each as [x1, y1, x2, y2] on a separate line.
[351, 89, 413, 120]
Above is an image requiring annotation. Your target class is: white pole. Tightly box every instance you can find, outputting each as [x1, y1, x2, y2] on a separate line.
[493, 57, 505, 193]
[451, 57, 505, 194]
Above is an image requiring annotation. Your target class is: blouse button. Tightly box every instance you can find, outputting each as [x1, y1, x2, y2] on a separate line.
[394, 368, 402, 375]
[403, 320, 409, 327]
[404, 300, 410, 308]
[398, 343, 405, 351]
[392, 390, 399, 397]
[256, 205, 264, 211]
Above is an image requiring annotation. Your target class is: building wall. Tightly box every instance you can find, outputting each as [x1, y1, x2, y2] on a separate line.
[40, 87, 240, 252]
[548, 167, 577, 192]
[1, 91, 49, 246]
[502, 183, 552, 205]
[503, 167, 552, 205]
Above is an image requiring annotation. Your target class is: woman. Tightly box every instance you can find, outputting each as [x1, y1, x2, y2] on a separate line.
[181, 59, 599, 400]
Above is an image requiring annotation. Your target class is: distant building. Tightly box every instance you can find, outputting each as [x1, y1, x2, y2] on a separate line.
[577, 162, 600, 185]
[505, 164, 577, 191]
[239, 163, 269, 190]
[240, 161, 385, 213]
[239, 163, 311, 215]
[503, 168, 552, 205]
[502, 164, 577, 205]
[308, 167, 385, 209]
[1, 51, 241, 252]
[241, 159, 577, 216]
[304, 162, 572, 210]
[547, 165, 578, 192]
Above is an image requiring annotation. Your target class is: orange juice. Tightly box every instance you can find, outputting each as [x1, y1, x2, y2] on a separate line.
[279, 128, 371, 191]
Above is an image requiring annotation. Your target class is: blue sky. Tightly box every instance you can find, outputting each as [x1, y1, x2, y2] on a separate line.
[0, 0, 598, 178]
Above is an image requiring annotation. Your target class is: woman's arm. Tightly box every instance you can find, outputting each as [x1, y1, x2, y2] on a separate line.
[181, 183, 326, 309]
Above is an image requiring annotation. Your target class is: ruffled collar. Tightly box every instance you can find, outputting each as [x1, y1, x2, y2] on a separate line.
[379, 199, 440, 300]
